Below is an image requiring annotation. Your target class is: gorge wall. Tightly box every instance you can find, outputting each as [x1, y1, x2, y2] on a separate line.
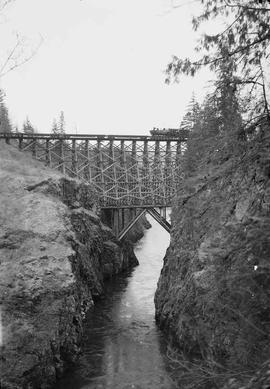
[155, 127, 270, 386]
[0, 142, 141, 389]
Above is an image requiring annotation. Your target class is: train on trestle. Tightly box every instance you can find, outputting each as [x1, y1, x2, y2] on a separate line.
[150, 127, 189, 138]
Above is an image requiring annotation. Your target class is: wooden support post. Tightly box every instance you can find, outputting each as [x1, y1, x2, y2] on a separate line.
[60, 139, 65, 174]
[131, 140, 142, 206]
[131, 140, 137, 206]
[154, 140, 160, 204]
[124, 208, 130, 226]
[160, 207, 166, 219]
[110, 210, 114, 229]
[143, 139, 148, 177]
[165, 141, 171, 162]
[113, 209, 119, 237]
[118, 209, 122, 233]
[84, 140, 92, 181]
[110, 139, 118, 205]
[165, 141, 171, 200]
[176, 140, 182, 189]
[19, 135, 23, 150]
[121, 140, 129, 206]
[121, 208, 125, 232]
[154, 140, 160, 162]
[71, 139, 78, 176]
[136, 146, 142, 205]
[97, 139, 105, 201]
[143, 140, 152, 206]
[118, 209, 122, 232]
[45, 139, 51, 166]
[32, 138, 37, 158]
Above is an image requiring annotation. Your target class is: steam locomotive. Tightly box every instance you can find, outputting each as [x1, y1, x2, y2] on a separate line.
[150, 127, 189, 138]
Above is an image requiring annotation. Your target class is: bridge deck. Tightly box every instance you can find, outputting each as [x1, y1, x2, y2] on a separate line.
[0, 132, 188, 142]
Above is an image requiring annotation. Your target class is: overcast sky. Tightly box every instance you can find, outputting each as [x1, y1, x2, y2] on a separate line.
[0, 0, 212, 135]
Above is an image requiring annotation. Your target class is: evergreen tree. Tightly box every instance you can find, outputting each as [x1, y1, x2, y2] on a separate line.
[180, 93, 201, 132]
[51, 111, 66, 134]
[58, 110, 65, 134]
[181, 94, 215, 175]
[0, 89, 4, 104]
[0, 89, 13, 133]
[51, 118, 58, 134]
[214, 47, 242, 134]
[182, 55, 242, 176]
[22, 117, 35, 134]
[165, 1, 270, 124]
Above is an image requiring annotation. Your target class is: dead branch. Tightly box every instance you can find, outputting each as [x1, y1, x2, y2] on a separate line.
[0, 33, 43, 77]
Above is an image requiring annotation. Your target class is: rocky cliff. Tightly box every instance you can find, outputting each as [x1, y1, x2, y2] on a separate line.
[0, 142, 139, 389]
[155, 128, 270, 386]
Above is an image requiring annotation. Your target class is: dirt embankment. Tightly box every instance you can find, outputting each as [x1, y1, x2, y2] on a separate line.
[0, 142, 139, 389]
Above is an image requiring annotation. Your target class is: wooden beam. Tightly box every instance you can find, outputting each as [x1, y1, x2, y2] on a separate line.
[45, 139, 51, 166]
[32, 138, 37, 158]
[147, 208, 171, 233]
[72, 139, 78, 176]
[0, 131, 189, 142]
[117, 209, 147, 240]
[59, 139, 65, 174]
[84, 139, 92, 181]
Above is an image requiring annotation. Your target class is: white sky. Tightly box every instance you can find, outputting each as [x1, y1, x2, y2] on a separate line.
[0, 0, 212, 135]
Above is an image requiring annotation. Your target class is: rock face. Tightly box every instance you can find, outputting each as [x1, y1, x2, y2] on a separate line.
[0, 142, 138, 389]
[155, 131, 270, 380]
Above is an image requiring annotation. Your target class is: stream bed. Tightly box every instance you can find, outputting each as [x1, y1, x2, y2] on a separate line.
[56, 217, 180, 389]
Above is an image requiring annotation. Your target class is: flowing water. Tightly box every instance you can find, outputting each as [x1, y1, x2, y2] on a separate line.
[56, 216, 179, 389]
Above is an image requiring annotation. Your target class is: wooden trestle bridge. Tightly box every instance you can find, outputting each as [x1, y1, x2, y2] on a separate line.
[1, 131, 188, 239]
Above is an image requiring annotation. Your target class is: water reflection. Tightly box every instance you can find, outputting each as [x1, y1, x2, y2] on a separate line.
[56, 217, 177, 389]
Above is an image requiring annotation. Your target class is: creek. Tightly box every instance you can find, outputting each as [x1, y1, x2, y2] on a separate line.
[56, 216, 179, 389]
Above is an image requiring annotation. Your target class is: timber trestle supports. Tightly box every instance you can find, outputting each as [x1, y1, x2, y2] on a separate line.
[114, 207, 171, 240]
[1, 132, 188, 236]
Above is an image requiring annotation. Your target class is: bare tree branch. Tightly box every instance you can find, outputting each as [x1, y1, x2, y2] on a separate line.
[0, 1, 43, 78]
[0, 34, 43, 77]
[0, 0, 14, 13]
[0, 33, 20, 75]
